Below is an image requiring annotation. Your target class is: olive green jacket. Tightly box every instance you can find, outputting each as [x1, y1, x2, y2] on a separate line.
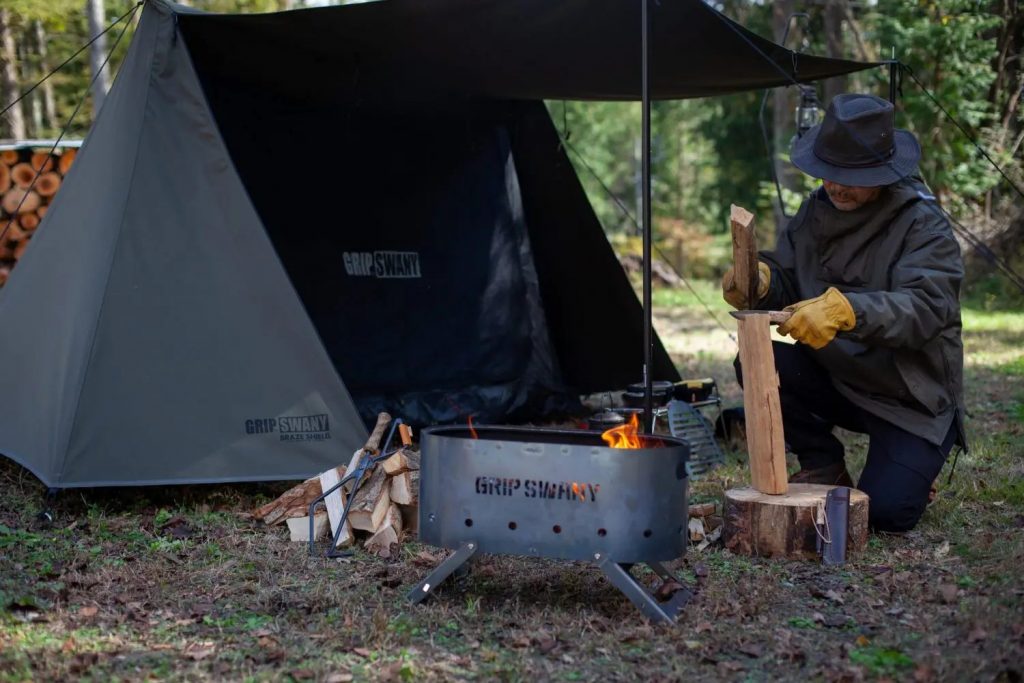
[759, 177, 966, 449]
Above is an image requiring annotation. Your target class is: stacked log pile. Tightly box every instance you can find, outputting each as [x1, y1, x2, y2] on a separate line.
[252, 413, 420, 559]
[0, 146, 77, 287]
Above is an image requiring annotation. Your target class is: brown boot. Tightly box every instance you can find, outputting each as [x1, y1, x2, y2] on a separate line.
[789, 462, 854, 487]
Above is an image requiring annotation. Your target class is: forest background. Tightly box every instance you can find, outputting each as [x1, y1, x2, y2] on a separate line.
[0, 0, 1021, 306]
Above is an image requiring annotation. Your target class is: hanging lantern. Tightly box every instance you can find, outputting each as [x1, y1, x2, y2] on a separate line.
[795, 86, 822, 138]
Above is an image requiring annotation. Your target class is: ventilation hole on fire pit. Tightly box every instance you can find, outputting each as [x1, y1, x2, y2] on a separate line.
[597, 528, 607, 537]
[643, 529, 653, 538]
[465, 518, 473, 527]
[552, 525, 562, 534]
[508, 522, 517, 530]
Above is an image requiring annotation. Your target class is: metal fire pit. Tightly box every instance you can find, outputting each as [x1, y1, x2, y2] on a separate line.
[407, 425, 693, 623]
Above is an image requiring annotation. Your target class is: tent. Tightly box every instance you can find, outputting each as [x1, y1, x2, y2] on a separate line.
[0, 0, 875, 488]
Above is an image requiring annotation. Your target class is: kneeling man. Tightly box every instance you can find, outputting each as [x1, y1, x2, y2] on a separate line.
[724, 93, 967, 532]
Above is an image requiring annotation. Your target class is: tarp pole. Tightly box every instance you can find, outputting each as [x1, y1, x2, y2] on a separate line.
[641, 0, 654, 434]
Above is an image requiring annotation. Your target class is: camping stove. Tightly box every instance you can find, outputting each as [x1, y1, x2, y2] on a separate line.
[407, 426, 693, 623]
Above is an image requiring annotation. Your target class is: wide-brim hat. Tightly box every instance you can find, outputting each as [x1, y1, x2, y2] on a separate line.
[791, 93, 920, 187]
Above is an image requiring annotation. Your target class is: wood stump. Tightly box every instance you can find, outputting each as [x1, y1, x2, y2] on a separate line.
[723, 484, 869, 559]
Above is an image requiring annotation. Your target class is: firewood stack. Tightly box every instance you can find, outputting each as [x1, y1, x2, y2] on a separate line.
[252, 413, 420, 559]
[0, 146, 76, 287]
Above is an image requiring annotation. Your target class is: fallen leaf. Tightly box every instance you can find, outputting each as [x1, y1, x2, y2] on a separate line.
[938, 584, 958, 604]
[79, 606, 98, 618]
[683, 640, 702, 650]
[812, 612, 826, 624]
[412, 551, 440, 567]
[184, 642, 215, 661]
[967, 625, 987, 643]
[823, 613, 850, 628]
[737, 642, 763, 658]
[913, 664, 937, 682]
[654, 579, 686, 601]
[855, 635, 870, 647]
[290, 669, 314, 680]
[695, 621, 714, 633]
[537, 637, 558, 654]
[693, 563, 709, 578]
[933, 540, 950, 558]
[352, 647, 372, 658]
[69, 652, 99, 675]
[326, 674, 354, 683]
[509, 635, 531, 649]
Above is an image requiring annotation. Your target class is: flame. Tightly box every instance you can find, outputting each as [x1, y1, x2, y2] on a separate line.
[571, 482, 586, 502]
[468, 415, 479, 439]
[601, 413, 643, 449]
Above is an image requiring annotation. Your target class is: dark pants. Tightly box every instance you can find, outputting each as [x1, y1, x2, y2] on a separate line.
[735, 342, 956, 532]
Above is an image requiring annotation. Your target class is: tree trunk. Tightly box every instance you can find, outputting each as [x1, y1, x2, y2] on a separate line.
[33, 21, 56, 135]
[85, 0, 110, 116]
[19, 43, 40, 138]
[822, 0, 848, 104]
[724, 484, 870, 559]
[0, 8, 26, 140]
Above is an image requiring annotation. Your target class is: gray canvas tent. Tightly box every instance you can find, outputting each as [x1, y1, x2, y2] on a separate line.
[0, 0, 874, 488]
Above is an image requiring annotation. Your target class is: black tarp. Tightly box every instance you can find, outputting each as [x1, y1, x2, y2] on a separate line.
[178, 0, 878, 104]
[177, 0, 879, 424]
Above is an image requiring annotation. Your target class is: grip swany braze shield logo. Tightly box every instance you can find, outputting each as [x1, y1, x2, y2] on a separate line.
[245, 414, 331, 442]
[342, 251, 422, 279]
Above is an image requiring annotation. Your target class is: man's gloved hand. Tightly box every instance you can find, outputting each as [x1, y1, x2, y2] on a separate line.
[721, 262, 771, 310]
[777, 286, 856, 349]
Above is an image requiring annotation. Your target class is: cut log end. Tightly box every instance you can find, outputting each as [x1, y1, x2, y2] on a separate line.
[723, 484, 869, 559]
[730, 203, 755, 228]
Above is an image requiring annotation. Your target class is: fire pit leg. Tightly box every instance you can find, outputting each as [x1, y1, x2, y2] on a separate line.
[407, 541, 479, 605]
[597, 558, 691, 625]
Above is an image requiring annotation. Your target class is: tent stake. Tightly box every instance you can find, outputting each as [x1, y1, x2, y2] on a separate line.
[641, 0, 654, 434]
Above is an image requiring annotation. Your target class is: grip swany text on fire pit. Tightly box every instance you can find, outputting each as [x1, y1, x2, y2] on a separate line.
[475, 476, 600, 502]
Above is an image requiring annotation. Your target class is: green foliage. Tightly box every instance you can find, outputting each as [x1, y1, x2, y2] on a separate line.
[872, 0, 1003, 209]
[848, 646, 915, 674]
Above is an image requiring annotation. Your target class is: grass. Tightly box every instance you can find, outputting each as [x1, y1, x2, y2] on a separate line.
[0, 281, 1022, 681]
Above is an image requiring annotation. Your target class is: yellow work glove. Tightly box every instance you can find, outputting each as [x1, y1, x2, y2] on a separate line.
[721, 262, 771, 310]
[777, 287, 856, 350]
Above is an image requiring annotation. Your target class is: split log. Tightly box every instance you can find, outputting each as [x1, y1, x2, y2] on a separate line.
[58, 148, 76, 176]
[18, 212, 38, 231]
[2, 188, 41, 215]
[0, 267, 9, 286]
[736, 313, 788, 495]
[35, 172, 60, 197]
[723, 484, 869, 559]
[0, 151, 18, 165]
[389, 470, 414, 505]
[348, 466, 391, 532]
[730, 204, 759, 307]
[253, 466, 345, 527]
[365, 504, 403, 558]
[30, 152, 53, 173]
[382, 448, 420, 476]
[688, 502, 716, 518]
[0, 163, 9, 193]
[11, 163, 36, 189]
[319, 465, 354, 548]
[343, 412, 392, 493]
[4, 220, 25, 243]
[35, 205, 46, 218]
[286, 512, 329, 543]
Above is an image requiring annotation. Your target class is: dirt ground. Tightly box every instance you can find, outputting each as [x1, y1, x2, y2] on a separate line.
[1, 291, 1022, 682]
